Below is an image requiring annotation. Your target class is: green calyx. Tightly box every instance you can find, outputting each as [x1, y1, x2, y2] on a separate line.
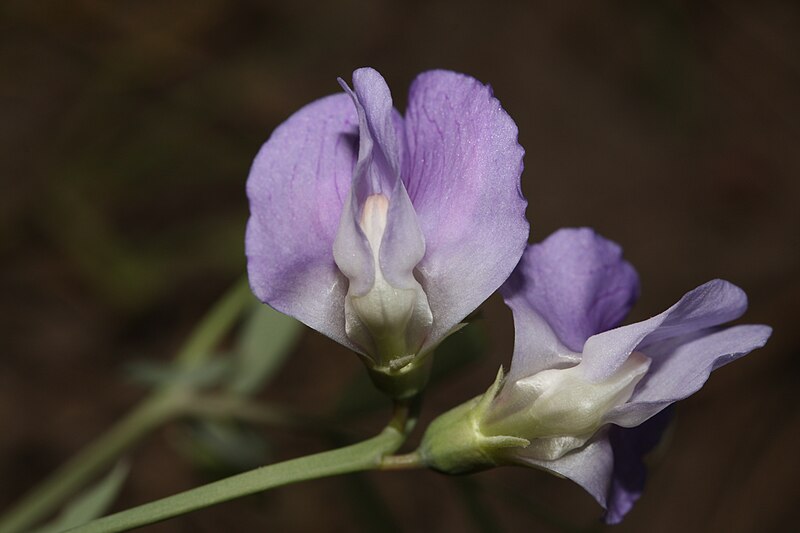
[417, 368, 529, 474]
[365, 352, 433, 400]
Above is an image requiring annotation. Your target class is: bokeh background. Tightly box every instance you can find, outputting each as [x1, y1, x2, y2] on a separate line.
[1, 1, 798, 531]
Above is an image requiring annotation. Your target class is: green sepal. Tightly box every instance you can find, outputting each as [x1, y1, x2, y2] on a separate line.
[418, 367, 529, 474]
[365, 353, 433, 400]
[363, 321, 477, 400]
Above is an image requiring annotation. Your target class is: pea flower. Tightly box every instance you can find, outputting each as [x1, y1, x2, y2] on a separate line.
[245, 68, 528, 398]
[419, 228, 771, 522]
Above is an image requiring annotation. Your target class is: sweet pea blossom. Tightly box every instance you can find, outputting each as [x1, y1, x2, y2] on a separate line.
[245, 68, 528, 397]
[419, 228, 771, 522]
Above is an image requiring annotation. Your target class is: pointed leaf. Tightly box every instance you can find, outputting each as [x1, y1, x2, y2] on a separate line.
[227, 300, 303, 395]
[32, 462, 129, 533]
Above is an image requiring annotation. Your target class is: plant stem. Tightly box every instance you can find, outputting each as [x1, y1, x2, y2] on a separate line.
[174, 278, 252, 369]
[379, 451, 424, 470]
[0, 279, 252, 533]
[69, 404, 415, 533]
[0, 392, 182, 533]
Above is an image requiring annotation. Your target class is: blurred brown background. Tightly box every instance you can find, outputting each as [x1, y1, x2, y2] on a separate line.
[1, 1, 798, 532]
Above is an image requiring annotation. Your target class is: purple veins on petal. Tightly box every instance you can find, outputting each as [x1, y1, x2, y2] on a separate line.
[500, 228, 639, 381]
[503, 228, 640, 354]
[403, 70, 528, 354]
[245, 93, 359, 352]
[245, 66, 529, 371]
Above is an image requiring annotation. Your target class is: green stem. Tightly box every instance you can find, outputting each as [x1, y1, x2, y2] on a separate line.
[0, 392, 182, 533]
[69, 403, 415, 533]
[379, 451, 424, 470]
[174, 278, 252, 369]
[0, 279, 252, 533]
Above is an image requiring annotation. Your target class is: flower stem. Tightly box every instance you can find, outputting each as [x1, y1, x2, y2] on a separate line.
[68, 403, 415, 533]
[0, 392, 182, 533]
[174, 278, 252, 369]
[0, 279, 252, 533]
[379, 451, 424, 470]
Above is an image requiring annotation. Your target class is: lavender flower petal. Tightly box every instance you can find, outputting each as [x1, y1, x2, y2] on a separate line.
[580, 280, 749, 382]
[517, 434, 614, 509]
[500, 228, 638, 380]
[606, 324, 771, 427]
[333, 69, 406, 297]
[333, 69, 431, 362]
[403, 70, 529, 351]
[340, 68, 425, 293]
[344, 68, 403, 201]
[245, 93, 358, 350]
[507, 228, 639, 353]
[519, 411, 672, 523]
[502, 282, 577, 381]
[605, 406, 674, 524]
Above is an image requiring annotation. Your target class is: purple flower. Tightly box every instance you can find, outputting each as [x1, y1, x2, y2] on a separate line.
[419, 228, 770, 522]
[489, 228, 771, 522]
[245, 68, 528, 397]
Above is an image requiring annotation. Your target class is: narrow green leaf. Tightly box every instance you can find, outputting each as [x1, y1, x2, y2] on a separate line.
[227, 300, 302, 395]
[32, 462, 129, 533]
[171, 421, 269, 475]
[175, 278, 252, 369]
[124, 358, 231, 389]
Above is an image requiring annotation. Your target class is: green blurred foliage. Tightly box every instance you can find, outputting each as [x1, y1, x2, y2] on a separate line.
[31, 462, 129, 533]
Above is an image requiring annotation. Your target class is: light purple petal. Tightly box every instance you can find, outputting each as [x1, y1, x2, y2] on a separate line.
[507, 228, 640, 353]
[332, 189, 373, 297]
[334, 69, 407, 297]
[605, 406, 674, 524]
[517, 434, 613, 509]
[606, 324, 771, 427]
[345, 68, 403, 200]
[381, 182, 426, 290]
[246, 93, 358, 350]
[334, 69, 425, 294]
[580, 280, 749, 382]
[502, 269, 578, 382]
[403, 70, 529, 351]
[333, 69, 430, 360]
